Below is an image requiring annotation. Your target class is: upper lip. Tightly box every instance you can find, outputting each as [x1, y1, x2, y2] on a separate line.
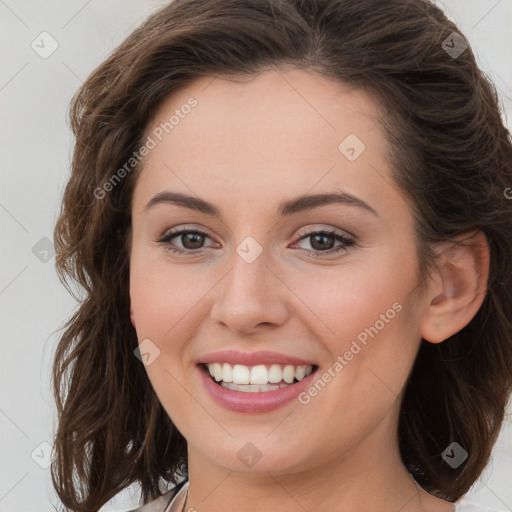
[196, 350, 318, 367]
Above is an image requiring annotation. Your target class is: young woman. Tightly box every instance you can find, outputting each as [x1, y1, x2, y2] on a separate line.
[52, 1, 512, 511]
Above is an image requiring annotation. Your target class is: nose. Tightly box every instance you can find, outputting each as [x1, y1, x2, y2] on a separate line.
[209, 245, 289, 334]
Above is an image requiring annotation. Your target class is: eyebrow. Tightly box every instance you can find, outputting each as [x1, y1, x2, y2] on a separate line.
[144, 190, 378, 217]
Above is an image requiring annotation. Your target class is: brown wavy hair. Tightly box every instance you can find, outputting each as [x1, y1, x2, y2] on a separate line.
[52, 0, 512, 510]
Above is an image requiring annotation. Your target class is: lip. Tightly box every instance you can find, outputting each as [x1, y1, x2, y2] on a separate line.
[197, 363, 319, 413]
[196, 349, 318, 367]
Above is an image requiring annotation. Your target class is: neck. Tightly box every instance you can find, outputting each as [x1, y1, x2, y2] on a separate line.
[183, 404, 456, 512]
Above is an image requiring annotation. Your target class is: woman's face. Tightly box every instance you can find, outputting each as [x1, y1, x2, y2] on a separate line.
[129, 68, 429, 476]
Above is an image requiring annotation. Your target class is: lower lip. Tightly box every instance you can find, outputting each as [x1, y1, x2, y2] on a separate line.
[197, 364, 319, 413]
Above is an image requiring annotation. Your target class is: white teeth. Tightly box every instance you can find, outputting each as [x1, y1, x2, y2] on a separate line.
[206, 362, 315, 385]
[222, 362, 233, 382]
[268, 364, 282, 383]
[282, 365, 295, 384]
[295, 365, 306, 381]
[213, 362, 223, 382]
[250, 365, 268, 385]
[232, 364, 250, 384]
[220, 382, 289, 392]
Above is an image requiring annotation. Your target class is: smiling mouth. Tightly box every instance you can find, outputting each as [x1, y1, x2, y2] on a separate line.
[199, 363, 319, 392]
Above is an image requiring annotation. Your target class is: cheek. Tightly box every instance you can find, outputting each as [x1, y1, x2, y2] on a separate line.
[129, 253, 203, 421]
[302, 255, 415, 348]
[129, 241, 201, 331]
[297, 247, 421, 401]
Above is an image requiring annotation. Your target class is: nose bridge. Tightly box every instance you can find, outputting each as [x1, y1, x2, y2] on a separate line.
[209, 235, 288, 330]
[223, 236, 273, 304]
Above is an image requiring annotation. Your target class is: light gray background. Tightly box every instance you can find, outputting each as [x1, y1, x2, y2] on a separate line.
[1, 1, 511, 511]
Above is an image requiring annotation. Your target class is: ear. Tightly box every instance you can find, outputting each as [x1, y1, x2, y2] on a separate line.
[130, 305, 136, 329]
[420, 230, 490, 343]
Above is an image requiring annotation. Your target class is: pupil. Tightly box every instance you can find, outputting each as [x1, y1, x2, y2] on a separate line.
[183, 233, 203, 249]
[311, 233, 333, 250]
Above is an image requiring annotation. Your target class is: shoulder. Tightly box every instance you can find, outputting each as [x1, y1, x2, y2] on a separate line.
[123, 480, 187, 512]
[127, 491, 173, 512]
[455, 501, 507, 512]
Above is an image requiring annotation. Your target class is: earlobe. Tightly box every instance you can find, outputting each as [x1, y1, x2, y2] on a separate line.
[420, 230, 490, 344]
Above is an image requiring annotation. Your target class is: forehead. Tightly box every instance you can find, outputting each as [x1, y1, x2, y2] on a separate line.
[133, 68, 396, 218]
[143, 67, 384, 155]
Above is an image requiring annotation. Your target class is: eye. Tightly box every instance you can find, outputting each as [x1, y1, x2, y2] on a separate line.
[155, 228, 218, 255]
[292, 229, 355, 256]
[154, 227, 356, 257]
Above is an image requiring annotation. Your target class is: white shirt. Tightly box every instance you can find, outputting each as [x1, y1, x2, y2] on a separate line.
[127, 481, 506, 512]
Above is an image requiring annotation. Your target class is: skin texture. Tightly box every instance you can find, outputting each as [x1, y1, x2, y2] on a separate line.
[129, 68, 489, 512]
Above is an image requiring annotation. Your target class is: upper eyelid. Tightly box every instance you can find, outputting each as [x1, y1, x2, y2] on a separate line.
[295, 225, 355, 239]
[159, 225, 355, 247]
[160, 225, 216, 241]
[160, 224, 354, 239]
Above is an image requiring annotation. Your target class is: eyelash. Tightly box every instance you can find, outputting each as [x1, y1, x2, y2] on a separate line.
[155, 227, 356, 257]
